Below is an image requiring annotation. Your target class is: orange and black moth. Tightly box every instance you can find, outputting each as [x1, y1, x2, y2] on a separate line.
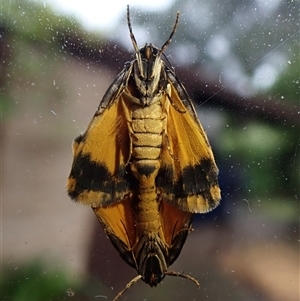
[67, 5, 221, 300]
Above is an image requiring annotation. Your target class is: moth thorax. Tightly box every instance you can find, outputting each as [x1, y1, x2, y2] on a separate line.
[133, 44, 163, 106]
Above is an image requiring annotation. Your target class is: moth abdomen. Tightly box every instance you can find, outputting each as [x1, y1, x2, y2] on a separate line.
[128, 99, 165, 177]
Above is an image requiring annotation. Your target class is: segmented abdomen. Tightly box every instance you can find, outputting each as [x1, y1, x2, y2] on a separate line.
[130, 102, 164, 179]
[129, 102, 165, 234]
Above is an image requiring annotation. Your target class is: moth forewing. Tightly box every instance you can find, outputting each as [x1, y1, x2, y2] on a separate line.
[96, 66, 130, 113]
[157, 77, 221, 214]
[67, 93, 132, 207]
[166, 69, 198, 117]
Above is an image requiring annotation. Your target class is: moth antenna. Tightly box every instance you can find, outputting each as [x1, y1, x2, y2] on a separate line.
[165, 271, 200, 288]
[159, 11, 180, 56]
[127, 5, 144, 77]
[127, 5, 139, 53]
[112, 275, 142, 301]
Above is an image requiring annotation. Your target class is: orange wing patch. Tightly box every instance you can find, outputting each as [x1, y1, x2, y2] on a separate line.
[159, 201, 193, 265]
[67, 94, 132, 207]
[93, 195, 137, 269]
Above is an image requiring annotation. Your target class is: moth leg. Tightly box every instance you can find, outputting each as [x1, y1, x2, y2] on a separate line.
[164, 271, 200, 288]
[112, 275, 142, 301]
[125, 130, 133, 166]
[169, 220, 193, 243]
[166, 89, 186, 113]
[119, 219, 139, 253]
[162, 130, 178, 160]
[170, 227, 194, 249]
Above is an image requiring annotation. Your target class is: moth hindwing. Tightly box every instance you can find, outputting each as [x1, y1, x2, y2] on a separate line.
[67, 5, 221, 301]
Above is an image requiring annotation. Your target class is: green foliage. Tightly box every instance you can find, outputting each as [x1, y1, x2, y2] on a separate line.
[1, 261, 79, 301]
[2, 0, 80, 42]
[220, 119, 299, 203]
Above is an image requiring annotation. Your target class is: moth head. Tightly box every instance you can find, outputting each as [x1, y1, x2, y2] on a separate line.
[127, 5, 179, 106]
[135, 233, 168, 286]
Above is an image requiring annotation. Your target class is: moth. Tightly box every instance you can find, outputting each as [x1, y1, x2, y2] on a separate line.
[67, 5, 221, 301]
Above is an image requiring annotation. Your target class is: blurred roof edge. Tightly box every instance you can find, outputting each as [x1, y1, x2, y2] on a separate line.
[62, 33, 299, 128]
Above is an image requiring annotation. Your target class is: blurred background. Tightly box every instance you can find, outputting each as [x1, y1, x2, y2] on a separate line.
[1, 0, 299, 300]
